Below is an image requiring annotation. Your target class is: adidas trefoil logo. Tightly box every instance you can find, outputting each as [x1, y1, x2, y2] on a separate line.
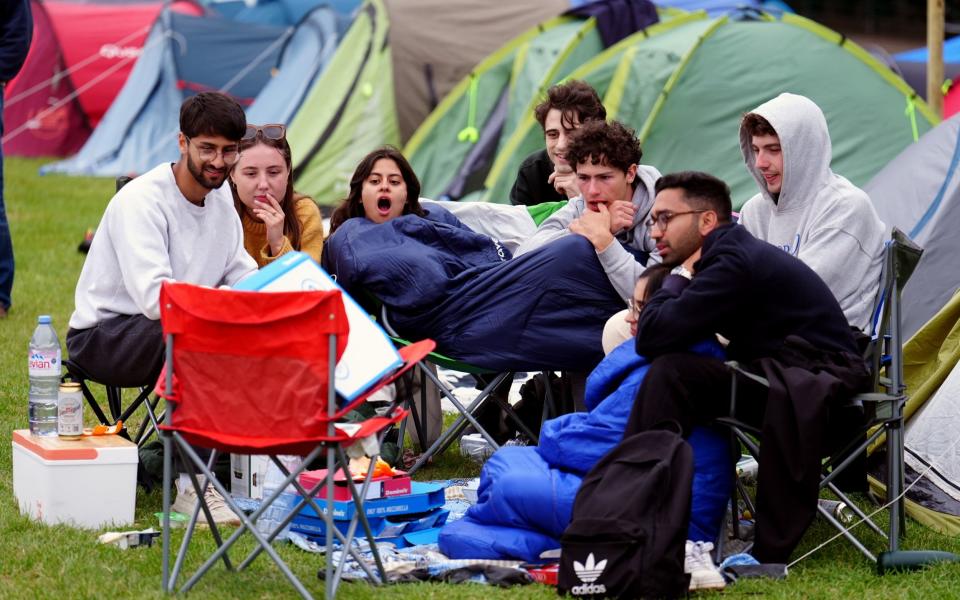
[571, 552, 608, 595]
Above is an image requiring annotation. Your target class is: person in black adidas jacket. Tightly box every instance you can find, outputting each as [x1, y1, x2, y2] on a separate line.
[624, 171, 870, 564]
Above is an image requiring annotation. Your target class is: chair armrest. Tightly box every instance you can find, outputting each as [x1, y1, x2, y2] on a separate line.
[853, 391, 905, 421]
[725, 361, 770, 388]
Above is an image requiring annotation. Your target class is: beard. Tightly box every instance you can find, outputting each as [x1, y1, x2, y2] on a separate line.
[187, 153, 226, 190]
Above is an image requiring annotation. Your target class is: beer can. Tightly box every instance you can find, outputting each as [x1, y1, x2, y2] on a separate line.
[58, 382, 84, 440]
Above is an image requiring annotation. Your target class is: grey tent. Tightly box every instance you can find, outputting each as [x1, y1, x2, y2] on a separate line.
[865, 114, 960, 340]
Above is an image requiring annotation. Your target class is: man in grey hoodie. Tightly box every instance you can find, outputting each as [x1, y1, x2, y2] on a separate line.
[515, 119, 661, 304]
[739, 93, 885, 331]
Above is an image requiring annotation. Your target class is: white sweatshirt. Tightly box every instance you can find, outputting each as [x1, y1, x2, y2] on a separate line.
[70, 163, 257, 330]
[738, 93, 886, 331]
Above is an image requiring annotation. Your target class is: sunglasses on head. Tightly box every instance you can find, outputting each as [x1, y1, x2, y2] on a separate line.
[242, 124, 286, 141]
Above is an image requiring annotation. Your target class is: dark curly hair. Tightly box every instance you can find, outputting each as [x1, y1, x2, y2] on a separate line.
[328, 146, 424, 234]
[566, 120, 642, 174]
[534, 80, 606, 131]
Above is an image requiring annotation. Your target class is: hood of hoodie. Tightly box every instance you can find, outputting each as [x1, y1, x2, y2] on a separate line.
[739, 93, 833, 213]
[625, 164, 661, 253]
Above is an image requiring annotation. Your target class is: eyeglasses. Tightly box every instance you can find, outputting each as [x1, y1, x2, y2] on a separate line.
[627, 298, 646, 320]
[185, 136, 239, 165]
[645, 209, 707, 231]
[242, 123, 286, 141]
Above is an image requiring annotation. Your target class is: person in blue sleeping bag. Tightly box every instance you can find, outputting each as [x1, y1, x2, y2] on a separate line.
[438, 264, 734, 563]
[323, 146, 626, 373]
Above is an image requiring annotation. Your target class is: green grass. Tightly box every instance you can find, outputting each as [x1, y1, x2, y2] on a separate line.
[3, 156, 960, 598]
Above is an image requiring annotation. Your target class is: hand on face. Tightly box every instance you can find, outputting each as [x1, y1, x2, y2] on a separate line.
[253, 193, 286, 255]
[569, 202, 615, 252]
[230, 142, 291, 255]
[607, 199, 636, 235]
[548, 163, 580, 198]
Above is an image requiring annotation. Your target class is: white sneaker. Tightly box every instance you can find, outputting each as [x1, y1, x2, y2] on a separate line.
[685, 540, 726, 591]
[170, 480, 241, 525]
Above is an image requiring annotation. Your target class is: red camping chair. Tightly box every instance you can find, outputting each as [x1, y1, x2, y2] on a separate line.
[155, 281, 434, 599]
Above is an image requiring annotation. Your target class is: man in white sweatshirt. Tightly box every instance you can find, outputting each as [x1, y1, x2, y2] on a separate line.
[67, 92, 257, 523]
[738, 93, 885, 332]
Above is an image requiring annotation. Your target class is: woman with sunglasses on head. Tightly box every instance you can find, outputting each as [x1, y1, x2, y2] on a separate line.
[229, 123, 324, 266]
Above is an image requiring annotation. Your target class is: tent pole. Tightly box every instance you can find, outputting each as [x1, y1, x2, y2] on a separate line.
[928, 0, 944, 118]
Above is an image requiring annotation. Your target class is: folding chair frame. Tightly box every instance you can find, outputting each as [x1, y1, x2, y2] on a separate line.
[157, 290, 433, 599]
[62, 359, 162, 447]
[717, 229, 924, 564]
[379, 306, 553, 474]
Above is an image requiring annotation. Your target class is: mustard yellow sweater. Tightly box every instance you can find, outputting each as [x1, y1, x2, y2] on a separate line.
[240, 194, 324, 267]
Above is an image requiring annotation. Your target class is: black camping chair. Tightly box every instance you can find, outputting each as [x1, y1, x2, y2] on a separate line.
[718, 229, 957, 571]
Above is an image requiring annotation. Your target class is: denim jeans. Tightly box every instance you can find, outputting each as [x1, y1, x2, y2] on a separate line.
[0, 89, 15, 309]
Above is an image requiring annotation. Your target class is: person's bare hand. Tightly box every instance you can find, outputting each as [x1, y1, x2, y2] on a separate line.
[682, 248, 701, 275]
[253, 192, 285, 256]
[548, 164, 580, 198]
[570, 203, 615, 252]
[607, 200, 636, 235]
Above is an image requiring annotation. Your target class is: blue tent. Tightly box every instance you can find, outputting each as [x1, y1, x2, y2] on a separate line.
[204, 0, 359, 25]
[894, 36, 960, 100]
[246, 6, 354, 126]
[43, 10, 290, 176]
[652, 0, 792, 15]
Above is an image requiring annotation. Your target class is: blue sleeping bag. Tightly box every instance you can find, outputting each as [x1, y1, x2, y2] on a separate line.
[439, 339, 735, 561]
[324, 207, 625, 371]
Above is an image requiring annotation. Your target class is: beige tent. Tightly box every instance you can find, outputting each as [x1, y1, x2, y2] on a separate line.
[385, 0, 568, 140]
[289, 0, 568, 205]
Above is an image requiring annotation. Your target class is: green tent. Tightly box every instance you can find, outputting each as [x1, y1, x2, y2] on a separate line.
[288, 0, 570, 207]
[474, 11, 938, 208]
[406, 7, 687, 201]
[289, 0, 395, 208]
[404, 15, 604, 200]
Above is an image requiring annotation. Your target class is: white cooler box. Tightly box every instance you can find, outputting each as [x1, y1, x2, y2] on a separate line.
[12, 429, 138, 529]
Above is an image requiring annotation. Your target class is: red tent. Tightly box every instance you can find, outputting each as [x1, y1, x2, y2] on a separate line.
[2, 0, 89, 157]
[2, 0, 202, 157]
[946, 84, 960, 119]
[44, 1, 203, 129]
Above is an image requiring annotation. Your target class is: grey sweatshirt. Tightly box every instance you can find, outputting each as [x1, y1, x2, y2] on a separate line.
[738, 93, 886, 331]
[514, 164, 661, 302]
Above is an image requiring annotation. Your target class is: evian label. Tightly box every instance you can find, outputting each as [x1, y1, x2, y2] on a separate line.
[99, 44, 142, 60]
[29, 349, 61, 376]
[571, 552, 608, 596]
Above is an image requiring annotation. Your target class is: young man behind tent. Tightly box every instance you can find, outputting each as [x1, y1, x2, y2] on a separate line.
[739, 93, 886, 331]
[0, 0, 33, 318]
[67, 91, 258, 524]
[514, 120, 660, 303]
[622, 171, 870, 564]
[509, 80, 607, 206]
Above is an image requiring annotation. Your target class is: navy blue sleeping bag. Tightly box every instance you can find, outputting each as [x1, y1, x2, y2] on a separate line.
[323, 207, 625, 371]
[439, 339, 735, 561]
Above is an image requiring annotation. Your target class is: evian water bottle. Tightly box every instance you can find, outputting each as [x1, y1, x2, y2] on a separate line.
[29, 315, 62, 436]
